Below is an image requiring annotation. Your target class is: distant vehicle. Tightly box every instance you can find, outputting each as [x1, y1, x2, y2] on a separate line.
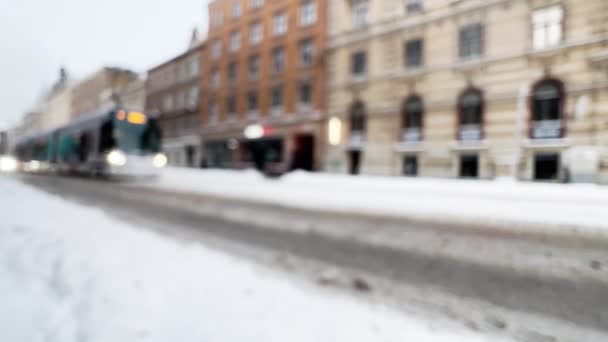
[14, 109, 166, 177]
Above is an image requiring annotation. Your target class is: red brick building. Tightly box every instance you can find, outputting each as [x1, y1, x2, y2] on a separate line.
[200, 0, 327, 172]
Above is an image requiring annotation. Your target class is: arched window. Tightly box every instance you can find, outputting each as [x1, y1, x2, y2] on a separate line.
[459, 89, 483, 125]
[402, 95, 423, 142]
[350, 101, 366, 132]
[532, 80, 563, 121]
[531, 79, 564, 139]
[458, 88, 483, 141]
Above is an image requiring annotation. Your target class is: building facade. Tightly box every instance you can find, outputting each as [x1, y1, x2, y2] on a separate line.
[146, 36, 203, 168]
[102, 76, 146, 112]
[200, 0, 327, 172]
[326, 0, 608, 183]
[40, 68, 74, 131]
[71, 67, 139, 118]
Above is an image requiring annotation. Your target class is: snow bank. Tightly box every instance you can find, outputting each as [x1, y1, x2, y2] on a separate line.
[146, 167, 608, 235]
[0, 177, 505, 342]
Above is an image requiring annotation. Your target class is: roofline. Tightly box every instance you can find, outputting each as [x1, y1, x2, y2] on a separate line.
[147, 42, 205, 74]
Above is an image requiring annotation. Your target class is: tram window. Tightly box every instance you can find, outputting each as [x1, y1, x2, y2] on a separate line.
[78, 133, 91, 162]
[99, 120, 115, 153]
[141, 119, 162, 153]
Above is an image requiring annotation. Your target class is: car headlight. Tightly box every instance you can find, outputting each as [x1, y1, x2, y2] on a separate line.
[107, 150, 127, 166]
[0, 156, 18, 172]
[153, 153, 167, 168]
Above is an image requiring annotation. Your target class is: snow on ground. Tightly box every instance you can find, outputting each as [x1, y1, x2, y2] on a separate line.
[146, 167, 608, 235]
[0, 177, 506, 342]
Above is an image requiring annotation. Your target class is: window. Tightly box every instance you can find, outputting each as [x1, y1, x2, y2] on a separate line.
[211, 40, 222, 59]
[247, 92, 258, 111]
[227, 96, 237, 117]
[232, 1, 242, 18]
[212, 11, 224, 28]
[533, 6, 564, 50]
[250, 0, 263, 9]
[230, 30, 241, 51]
[352, 0, 368, 29]
[228, 62, 238, 83]
[403, 156, 418, 176]
[272, 47, 285, 73]
[176, 91, 185, 108]
[178, 64, 187, 81]
[402, 96, 423, 142]
[405, 0, 423, 13]
[404, 39, 423, 68]
[458, 89, 483, 141]
[273, 12, 287, 36]
[350, 101, 366, 132]
[189, 58, 199, 77]
[460, 155, 479, 178]
[299, 39, 315, 66]
[300, 0, 317, 26]
[163, 95, 173, 111]
[271, 86, 283, 111]
[211, 69, 220, 88]
[531, 80, 563, 139]
[459, 24, 484, 59]
[351, 51, 367, 77]
[189, 86, 199, 107]
[248, 55, 260, 79]
[208, 100, 218, 124]
[250, 22, 263, 45]
[299, 82, 312, 106]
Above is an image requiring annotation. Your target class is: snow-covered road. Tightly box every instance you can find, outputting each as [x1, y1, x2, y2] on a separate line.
[0, 177, 507, 342]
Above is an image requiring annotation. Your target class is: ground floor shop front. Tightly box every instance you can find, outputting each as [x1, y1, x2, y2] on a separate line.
[201, 118, 326, 174]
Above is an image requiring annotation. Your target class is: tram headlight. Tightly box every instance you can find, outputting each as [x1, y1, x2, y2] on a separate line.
[107, 150, 127, 166]
[0, 156, 17, 172]
[153, 153, 167, 168]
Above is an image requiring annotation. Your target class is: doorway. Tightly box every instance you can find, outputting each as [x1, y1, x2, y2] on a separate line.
[460, 154, 479, 178]
[534, 153, 560, 181]
[290, 134, 315, 171]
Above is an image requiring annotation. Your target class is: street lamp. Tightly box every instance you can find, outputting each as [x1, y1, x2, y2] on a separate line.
[327, 117, 342, 146]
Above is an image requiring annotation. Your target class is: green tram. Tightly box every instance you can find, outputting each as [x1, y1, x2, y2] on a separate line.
[15, 109, 166, 176]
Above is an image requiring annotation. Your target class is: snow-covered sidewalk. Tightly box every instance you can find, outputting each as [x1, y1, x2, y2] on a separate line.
[0, 177, 507, 342]
[145, 168, 608, 236]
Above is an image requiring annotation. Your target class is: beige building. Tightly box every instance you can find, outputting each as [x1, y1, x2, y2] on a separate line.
[71, 67, 139, 118]
[326, 0, 608, 183]
[40, 68, 73, 131]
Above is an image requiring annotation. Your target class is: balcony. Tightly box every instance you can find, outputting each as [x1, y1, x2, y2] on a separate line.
[458, 124, 482, 141]
[532, 120, 562, 139]
[402, 127, 422, 143]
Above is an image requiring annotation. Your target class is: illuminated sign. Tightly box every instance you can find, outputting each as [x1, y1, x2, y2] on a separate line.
[116, 110, 127, 121]
[127, 112, 147, 125]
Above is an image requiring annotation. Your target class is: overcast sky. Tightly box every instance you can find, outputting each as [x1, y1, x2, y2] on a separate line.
[0, 0, 209, 129]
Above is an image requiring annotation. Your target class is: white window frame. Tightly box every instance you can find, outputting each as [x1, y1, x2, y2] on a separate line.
[211, 40, 222, 60]
[212, 12, 224, 28]
[250, 0, 263, 9]
[532, 6, 564, 50]
[300, 0, 317, 26]
[189, 86, 199, 107]
[208, 101, 218, 125]
[230, 31, 241, 52]
[211, 69, 220, 89]
[250, 22, 263, 45]
[352, 0, 368, 29]
[273, 12, 287, 36]
[272, 47, 285, 73]
[299, 39, 315, 66]
[232, 1, 242, 18]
